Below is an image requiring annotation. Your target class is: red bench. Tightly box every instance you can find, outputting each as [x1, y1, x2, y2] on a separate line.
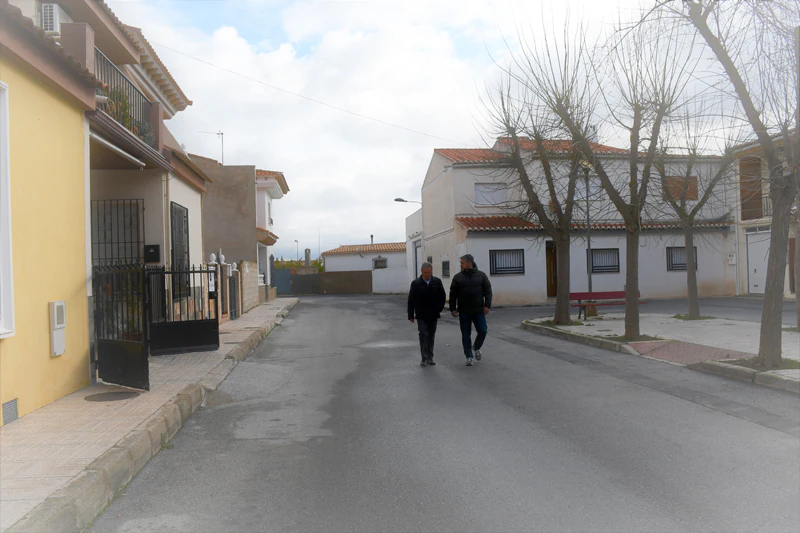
[569, 291, 646, 320]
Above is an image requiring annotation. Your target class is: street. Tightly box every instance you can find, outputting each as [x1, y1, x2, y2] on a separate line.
[89, 296, 800, 533]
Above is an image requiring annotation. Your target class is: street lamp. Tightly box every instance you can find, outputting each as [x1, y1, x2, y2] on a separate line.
[394, 198, 422, 204]
[294, 240, 299, 261]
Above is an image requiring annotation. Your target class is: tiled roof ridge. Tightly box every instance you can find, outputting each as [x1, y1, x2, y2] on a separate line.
[124, 25, 191, 107]
[455, 215, 732, 231]
[322, 242, 407, 256]
[95, 0, 144, 53]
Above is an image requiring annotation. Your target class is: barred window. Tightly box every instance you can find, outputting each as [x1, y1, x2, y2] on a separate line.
[667, 247, 697, 271]
[587, 248, 620, 273]
[490, 249, 525, 275]
[442, 261, 450, 277]
[373, 257, 387, 269]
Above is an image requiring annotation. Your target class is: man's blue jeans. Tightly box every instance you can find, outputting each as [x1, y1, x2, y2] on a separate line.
[459, 312, 487, 358]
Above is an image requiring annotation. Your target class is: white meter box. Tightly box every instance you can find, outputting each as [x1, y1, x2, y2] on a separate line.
[49, 301, 66, 357]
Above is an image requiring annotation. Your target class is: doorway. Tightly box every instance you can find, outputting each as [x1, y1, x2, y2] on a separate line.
[546, 241, 557, 298]
[746, 227, 770, 294]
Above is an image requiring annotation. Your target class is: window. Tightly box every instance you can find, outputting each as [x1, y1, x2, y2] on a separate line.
[587, 248, 620, 273]
[0, 82, 13, 337]
[475, 184, 506, 207]
[442, 260, 450, 277]
[170, 202, 190, 297]
[662, 176, 699, 202]
[490, 249, 525, 275]
[373, 256, 387, 269]
[666, 246, 698, 271]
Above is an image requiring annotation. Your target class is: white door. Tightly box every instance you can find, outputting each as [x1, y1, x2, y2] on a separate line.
[747, 231, 770, 294]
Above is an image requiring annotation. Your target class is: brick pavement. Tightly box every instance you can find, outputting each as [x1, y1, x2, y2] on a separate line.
[0, 298, 297, 532]
[628, 340, 755, 365]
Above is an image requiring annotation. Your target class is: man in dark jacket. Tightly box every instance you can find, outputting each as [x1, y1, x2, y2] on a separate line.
[449, 254, 492, 366]
[408, 262, 447, 366]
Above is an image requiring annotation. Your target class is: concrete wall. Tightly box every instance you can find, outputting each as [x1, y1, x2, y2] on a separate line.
[168, 174, 204, 268]
[373, 267, 409, 294]
[460, 230, 736, 306]
[90, 169, 165, 260]
[195, 161, 257, 263]
[239, 260, 260, 313]
[0, 58, 90, 423]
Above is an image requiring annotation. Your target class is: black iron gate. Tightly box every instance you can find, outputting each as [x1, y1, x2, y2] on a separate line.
[147, 265, 220, 356]
[93, 264, 150, 390]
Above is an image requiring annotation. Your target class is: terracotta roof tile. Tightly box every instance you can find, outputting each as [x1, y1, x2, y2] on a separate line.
[455, 216, 732, 232]
[125, 26, 191, 109]
[434, 148, 505, 164]
[0, 0, 104, 89]
[256, 169, 290, 194]
[95, 0, 144, 53]
[322, 243, 406, 256]
[495, 137, 630, 155]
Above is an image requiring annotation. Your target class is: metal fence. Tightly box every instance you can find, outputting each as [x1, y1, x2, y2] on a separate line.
[94, 48, 155, 147]
[92, 264, 148, 342]
[147, 265, 218, 323]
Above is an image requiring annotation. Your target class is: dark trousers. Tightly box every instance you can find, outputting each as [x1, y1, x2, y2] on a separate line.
[417, 318, 438, 361]
[459, 312, 488, 358]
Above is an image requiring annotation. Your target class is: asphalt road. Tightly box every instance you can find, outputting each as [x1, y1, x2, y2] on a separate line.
[89, 296, 800, 533]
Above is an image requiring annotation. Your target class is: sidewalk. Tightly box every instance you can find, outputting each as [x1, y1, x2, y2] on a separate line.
[0, 298, 298, 532]
[522, 313, 800, 389]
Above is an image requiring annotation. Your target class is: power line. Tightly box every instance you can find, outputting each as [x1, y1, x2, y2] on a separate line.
[150, 40, 468, 145]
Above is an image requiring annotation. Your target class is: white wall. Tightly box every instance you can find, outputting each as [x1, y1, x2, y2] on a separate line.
[324, 252, 408, 294]
[405, 209, 422, 282]
[461, 230, 736, 306]
[168, 174, 204, 267]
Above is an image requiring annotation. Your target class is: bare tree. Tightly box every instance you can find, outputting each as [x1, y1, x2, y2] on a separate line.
[506, 18, 699, 340]
[482, 80, 582, 324]
[651, 0, 800, 366]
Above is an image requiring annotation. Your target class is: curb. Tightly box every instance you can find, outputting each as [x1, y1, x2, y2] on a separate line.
[6, 299, 299, 533]
[688, 361, 800, 394]
[520, 320, 640, 356]
[519, 320, 799, 395]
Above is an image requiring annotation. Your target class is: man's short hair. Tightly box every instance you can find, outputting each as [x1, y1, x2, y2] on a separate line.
[460, 254, 474, 265]
[421, 262, 433, 271]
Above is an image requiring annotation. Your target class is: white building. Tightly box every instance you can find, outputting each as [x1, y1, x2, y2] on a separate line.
[408, 139, 737, 306]
[323, 243, 408, 294]
[733, 141, 796, 299]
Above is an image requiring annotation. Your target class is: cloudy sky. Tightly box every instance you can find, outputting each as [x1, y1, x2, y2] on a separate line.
[107, 0, 645, 260]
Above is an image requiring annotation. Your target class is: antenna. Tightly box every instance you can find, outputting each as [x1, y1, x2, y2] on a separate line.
[197, 130, 224, 164]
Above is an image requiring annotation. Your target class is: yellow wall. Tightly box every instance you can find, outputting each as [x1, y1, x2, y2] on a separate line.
[0, 58, 90, 423]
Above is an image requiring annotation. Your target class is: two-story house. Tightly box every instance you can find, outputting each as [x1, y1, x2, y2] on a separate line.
[193, 156, 290, 312]
[408, 138, 737, 306]
[733, 139, 796, 299]
[1, 0, 102, 423]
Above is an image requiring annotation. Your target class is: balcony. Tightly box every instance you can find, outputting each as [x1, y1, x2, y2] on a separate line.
[741, 195, 773, 221]
[94, 48, 156, 148]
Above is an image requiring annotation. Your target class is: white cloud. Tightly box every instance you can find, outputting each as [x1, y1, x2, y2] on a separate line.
[106, 0, 646, 260]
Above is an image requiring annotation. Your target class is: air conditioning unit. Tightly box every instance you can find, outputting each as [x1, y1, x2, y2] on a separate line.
[41, 3, 73, 36]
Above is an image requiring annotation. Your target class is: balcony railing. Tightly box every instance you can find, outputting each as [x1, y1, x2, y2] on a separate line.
[94, 48, 155, 148]
[742, 195, 773, 221]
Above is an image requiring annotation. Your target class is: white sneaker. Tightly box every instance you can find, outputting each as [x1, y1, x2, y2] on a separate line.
[466, 358, 474, 366]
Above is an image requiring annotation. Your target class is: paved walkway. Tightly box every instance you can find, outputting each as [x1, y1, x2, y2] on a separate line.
[0, 299, 297, 532]
[557, 313, 800, 379]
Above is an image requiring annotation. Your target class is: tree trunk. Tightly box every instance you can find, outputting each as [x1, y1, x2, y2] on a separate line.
[684, 226, 700, 319]
[624, 228, 641, 340]
[758, 190, 793, 367]
[553, 235, 572, 325]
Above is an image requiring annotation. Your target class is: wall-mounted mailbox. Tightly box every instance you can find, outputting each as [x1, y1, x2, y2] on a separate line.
[144, 244, 160, 263]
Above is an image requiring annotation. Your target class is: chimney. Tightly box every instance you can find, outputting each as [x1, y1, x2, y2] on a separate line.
[370, 235, 374, 245]
[587, 125, 598, 143]
[304, 248, 311, 266]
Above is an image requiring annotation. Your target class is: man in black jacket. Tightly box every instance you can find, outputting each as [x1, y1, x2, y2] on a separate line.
[408, 262, 447, 366]
[449, 254, 492, 366]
